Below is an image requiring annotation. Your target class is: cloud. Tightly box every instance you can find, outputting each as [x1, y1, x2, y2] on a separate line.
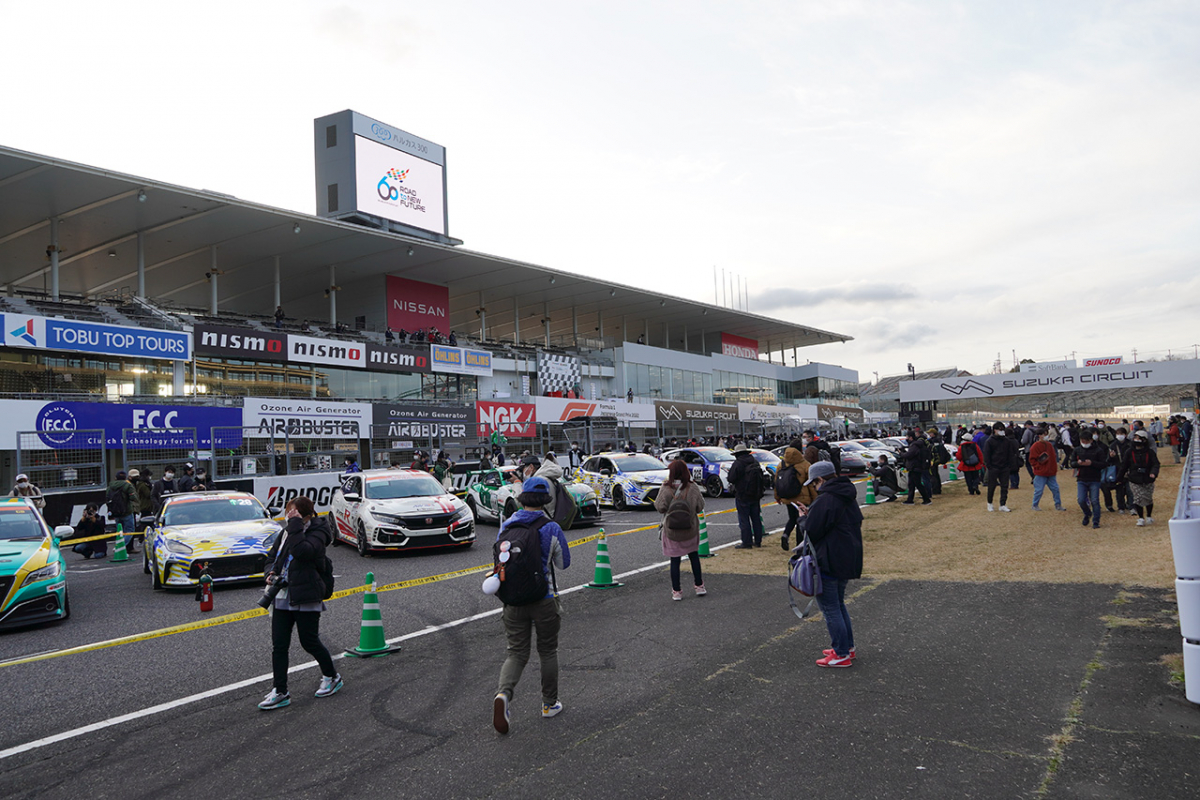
[752, 283, 917, 311]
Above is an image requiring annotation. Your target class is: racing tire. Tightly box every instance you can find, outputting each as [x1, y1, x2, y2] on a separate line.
[356, 523, 372, 558]
[143, 547, 150, 574]
[502, 499, 518, 524]
[705, 476, 724, 498]
[150, 552, 163, 590]
[613, 488, 628, 512]
[466, 496, 478, 520]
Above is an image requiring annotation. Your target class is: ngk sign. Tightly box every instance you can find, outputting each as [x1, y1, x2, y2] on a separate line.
[476, 401, 536, 438]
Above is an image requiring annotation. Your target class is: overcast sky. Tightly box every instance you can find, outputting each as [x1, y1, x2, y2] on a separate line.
[3, 0, 1198, 380]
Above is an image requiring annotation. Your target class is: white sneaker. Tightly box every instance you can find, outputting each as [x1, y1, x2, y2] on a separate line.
[315, 673, 343, 698]
[999, 506, 1011, 512]
[1146, 517, 1154, 525]
[1031, 506, 1041, 511]
[987, 503, 994, 512]
[1136, 518, 1145, 527]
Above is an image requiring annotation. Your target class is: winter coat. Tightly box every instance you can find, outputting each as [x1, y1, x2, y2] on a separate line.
[1108, 437, 1133, 476]
[803, 476, 863, 580]
[106, 479, 137, 517]
[726, 451, 763, 503]
[11, 482, 45, 509]
[1120, 445, 1160, 485]
[535, 460, 565, 519]
[266, 516, 333, 607]
[1071, 441, 1109, 482]
[774, 447, 816, 506]
[134, 479, 153, 516]
[901, 438, 929, 471]
[654, 480, 705, 557]
[1029, 440, 1058, 477]
[956, 440, 985, 473]
[982, 434, 1018, 473]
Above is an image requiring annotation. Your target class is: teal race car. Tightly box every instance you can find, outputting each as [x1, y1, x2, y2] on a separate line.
[0, 498, 74, 630]
[463, 466, 601, 527]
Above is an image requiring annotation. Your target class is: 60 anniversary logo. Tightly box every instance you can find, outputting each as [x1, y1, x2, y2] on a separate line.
[377, 167, 409, 201]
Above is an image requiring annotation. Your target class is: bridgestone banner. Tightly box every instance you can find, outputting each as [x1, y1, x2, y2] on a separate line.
[899, 359, 1200, 403]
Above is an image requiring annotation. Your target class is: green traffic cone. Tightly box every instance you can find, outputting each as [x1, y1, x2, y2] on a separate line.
[948, 461, 958, 481]
[345, 572, 402, 657]
[109, 523, 129, 562]
[586, 530, 623, 589]
[865, 479, 876, 505]
[697, 511, 715, 558]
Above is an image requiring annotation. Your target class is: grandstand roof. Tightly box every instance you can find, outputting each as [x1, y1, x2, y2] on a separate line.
[0, 144, 851, 352]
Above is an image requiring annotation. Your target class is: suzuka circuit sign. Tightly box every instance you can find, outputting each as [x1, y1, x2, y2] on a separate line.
[900, 359, 1200, 403]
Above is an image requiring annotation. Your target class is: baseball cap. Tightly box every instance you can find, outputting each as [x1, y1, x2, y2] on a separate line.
[805, 461, 837, 485]
[127, 468, 140, 478]
[521, 476, 553, 495]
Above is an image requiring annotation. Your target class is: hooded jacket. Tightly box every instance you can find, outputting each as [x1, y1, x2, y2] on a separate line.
[267, 516, 333, 606]
[726, 450, 763, 503]
[982, 432, 1018, 473]
[534, 460, 565, 519]
[774, 447, 816, 506]
[803, 476, 863, 580]
[1071, 440, 1109, 483]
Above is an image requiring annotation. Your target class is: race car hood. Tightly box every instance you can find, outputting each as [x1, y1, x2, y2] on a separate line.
[623, 469, 669, 483]
[0, 539, 52, 576]
[159, 521, 281, 547]
[566, 483, 598, 501]
[364, 496, 464, 516]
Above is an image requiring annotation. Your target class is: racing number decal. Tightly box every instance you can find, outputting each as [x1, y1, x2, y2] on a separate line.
[691, 467, 703, 482]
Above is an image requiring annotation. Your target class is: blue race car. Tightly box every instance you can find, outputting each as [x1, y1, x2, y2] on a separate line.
[573, 452, 669, 511]
[659, 447, 738, 498]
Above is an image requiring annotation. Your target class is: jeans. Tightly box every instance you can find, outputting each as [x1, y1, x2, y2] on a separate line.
[115, 513, 137, 550]
[498, 596, 561, 704]
[1077, 480, 1102, 525]
[735, 500, 764, 546]
[271, 608, 336, 693]
[816, 573, 854, 657]
[1032, 475, 1062, 509]
[670, 552, 703, 592]
[986, 469, 1010, 506]
[1009, 468, 1020, 489]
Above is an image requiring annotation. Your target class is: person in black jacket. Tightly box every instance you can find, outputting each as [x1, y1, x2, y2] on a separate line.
[869, 455, 899, 501]
[1071, 428, 1109, 529]
[727, 444, 764, 548]
[1103, 427, 1133, 513]
[801, 460, 863, 668]
[258, 496, 342, 710]
[1120, 430, 1160, 525]
[900, 430, 931, 505]
[982, 422, 1018, 512]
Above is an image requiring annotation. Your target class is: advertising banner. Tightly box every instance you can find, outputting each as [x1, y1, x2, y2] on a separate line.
[354, 135, 447, 235]
[286, 334, 366, 369]
[654, 400, 739, 422]
[2, 313, 191, 362]
[385, 275, 451, 334]
[365, 342, 431, 373]
[476, 401, 536, 438]
[252, 473, 348, 516]
[536, 351, 580, 394]
[372, 403, 472, 438]
[431, 344, 493, 376]
[737, 402, 801, 423]
[1082, 356, 1124, 367]
[720, 332, 759, 360]
[816, 403, 865, 422]
[194, 324, 287, 362]
[534, 396, 656, 425]
[1019, 359, 1076, 373]
[899, 359, 1200, 403]
[242, 398, 371, 438]
[31, 401, 240, 448]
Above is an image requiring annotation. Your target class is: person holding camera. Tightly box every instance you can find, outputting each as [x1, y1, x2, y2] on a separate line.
[71, 503, 108, 559]
[258, 496, 342, 711]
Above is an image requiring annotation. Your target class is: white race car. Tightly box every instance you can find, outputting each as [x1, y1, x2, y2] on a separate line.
[330, 469, 475, 555]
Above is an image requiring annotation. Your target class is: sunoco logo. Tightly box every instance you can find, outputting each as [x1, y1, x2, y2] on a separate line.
[36, 403, 78, 446]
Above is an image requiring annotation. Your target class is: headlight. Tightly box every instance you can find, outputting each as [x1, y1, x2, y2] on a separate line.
[21, 560, 62, 588]
[452, 506, 473, 522]
[165, 539, 193, 555]
[262, 530, 280, 549]
[371, 512, 404, 525]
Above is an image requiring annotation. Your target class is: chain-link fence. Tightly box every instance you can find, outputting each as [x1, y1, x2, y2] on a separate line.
[211, 426, 277, 480]
[121, 427, 198, 477]
[284, 433, 360, 474]
[16, 429, 107, 494]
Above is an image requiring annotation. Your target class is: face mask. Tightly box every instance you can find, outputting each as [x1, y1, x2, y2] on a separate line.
[995, 430, 1005, 436]
[1135, 440, 1147, 447]
[165, 472, 175, 480]
[1117, 435, 1126, 441]
[16, 480, 27, 487]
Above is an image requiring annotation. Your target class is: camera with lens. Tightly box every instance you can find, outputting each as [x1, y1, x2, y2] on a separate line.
[256, 554, 292, 609]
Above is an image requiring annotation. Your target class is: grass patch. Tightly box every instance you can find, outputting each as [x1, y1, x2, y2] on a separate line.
[1160, 653, 1186, 688]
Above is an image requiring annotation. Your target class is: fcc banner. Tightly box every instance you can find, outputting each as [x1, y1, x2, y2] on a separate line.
[32, 401, 240, 449]
[2, 313, 191, 362]
[900, 359, 1200, 403]
[431, 344, 493, 376]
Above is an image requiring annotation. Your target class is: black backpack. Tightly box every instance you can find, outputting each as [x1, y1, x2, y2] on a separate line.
[962, 442, 980, 467]
[106, 485, 129, 517]
[493, 517, 551, 606]
[774, 465, 802, 498]
[320, 555, 335, 600]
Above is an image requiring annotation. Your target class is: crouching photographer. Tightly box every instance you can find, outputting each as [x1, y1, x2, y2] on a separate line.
[257, 496, 342, 711]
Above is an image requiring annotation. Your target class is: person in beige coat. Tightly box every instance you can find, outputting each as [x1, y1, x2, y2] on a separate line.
[654, 460, 706, 601]
[776, 441, 818, 551]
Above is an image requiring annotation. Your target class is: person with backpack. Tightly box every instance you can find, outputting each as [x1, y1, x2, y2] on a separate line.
[106, 470, 139, 554]
[258, 495, 341, 711]
[727, 444, 765, 548]
[927, 430, 950, 496]
[1120, 430, 1160, 526]
[801, 460, 864, 668]
[774, 440, 816, 551]
[956, 436, 985, 495]
[654, 460, 706, 600]
[491, 476, 571, 734]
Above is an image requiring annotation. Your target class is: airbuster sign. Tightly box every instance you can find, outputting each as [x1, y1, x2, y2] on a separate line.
[373, 403, 471, 438]
[900, 359, 1200, 403]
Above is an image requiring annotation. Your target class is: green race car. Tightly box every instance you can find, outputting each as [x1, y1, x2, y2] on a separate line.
[0, 498, 74, 630]
[463, 466, 601, 527]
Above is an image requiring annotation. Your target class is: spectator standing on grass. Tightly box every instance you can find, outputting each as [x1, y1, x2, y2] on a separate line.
[1059, 422, 1075, 468]
[1149, 417, 1163, 447]
[927, 429, 950, 496]
[1121, 430, 1160, 526]
[1104, 428, 1133, 514]
[901, 430, 931, 505]
[956, 437, 985, 496]
[1071, 428, 1108, 530]
[1020, 421, 1038, 481]
[1167, 418, 1183, 463]
[982, 422, 1017, 512]
[775, 440, 816, 550]
[728, 444, 765, 548]
[1029, 425, 1064, 511]
[801, 460, 863, 669]
[654, 460, 706, 601]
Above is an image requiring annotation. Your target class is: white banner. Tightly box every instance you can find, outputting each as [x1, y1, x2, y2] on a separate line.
[900, 360, 1200, 403]
[534, 396, 656, 425]
[737, 402, 810, 422]
[242, 398, 371, 438]
[1020, 359, 1076, 373]
[286, 334, 366, 369]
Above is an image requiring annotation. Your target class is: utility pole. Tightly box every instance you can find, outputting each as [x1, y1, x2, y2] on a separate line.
[1132, 348, 1138, 362]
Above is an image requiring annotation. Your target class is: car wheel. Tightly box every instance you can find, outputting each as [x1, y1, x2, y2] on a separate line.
[613, 488, 628, 511]
[143, 547, 150, 574]
[356, 523, 371, 557]
[466, 496, 478, 519]
[502, 499, 518, 523]
[151, 552, 163, 590]
[705, 476, 724, 498]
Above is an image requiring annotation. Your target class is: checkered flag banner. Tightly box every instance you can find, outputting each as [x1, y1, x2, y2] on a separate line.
[537, 352, 580, 394]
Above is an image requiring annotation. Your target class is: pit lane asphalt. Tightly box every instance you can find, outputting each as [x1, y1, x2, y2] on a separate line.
[0, 496, 787, 758]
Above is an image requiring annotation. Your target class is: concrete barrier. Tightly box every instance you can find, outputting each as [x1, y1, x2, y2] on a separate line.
[1168, 436, 1200, 704]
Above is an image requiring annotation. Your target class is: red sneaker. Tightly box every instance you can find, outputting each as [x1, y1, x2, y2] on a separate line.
[822, 647, 856, 660]
[816, 652, 853, 668]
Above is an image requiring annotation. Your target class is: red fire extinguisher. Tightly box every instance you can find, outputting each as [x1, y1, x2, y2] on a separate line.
[197, 565, 214, 613]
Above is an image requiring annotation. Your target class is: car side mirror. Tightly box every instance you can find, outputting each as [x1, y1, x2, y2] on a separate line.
[139, 515, 156, 527]
[53, 525, 73, 543]
[600, 469, 611, 477]
[343, 492, 361, 503]
[267, 505, 282, 516]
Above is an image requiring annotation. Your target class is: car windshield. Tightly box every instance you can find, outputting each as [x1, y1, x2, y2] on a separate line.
[751, 452, 780, 464]
[0, 507, 46, 540]
[163, 497, 268, 526]
[692, 448, 735, 462]
[838, 442, 868, 452]
[365, 475, 447, 499]
[609, 455, 665, 472]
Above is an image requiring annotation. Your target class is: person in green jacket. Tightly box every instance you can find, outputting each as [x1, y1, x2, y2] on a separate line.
[105, 471, 139, 554]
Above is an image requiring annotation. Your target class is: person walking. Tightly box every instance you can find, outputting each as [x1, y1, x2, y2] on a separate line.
[801, 461, 863, 668]
[775, 440, 817, 551]
[1059, 422, 1075, 468]
[492, 476, 571, 734]
[1121, 430, 1160, 526]
[1020, 421, 1038, 482]
[982, 422, 1017, 512]
[1103, 428, 1133, 514]
[1029, 425, 1064, 511]
[1168, 418, 1183, 464]
[654, 460, 706, 600]
[727, 443, 765, 548]
[1149, 417, 1163, 448]
[900, 430, 931, 505]
[258, 496, 341, 710]
[1071, 428, 1109, 530]
[956, 436, 985, 495]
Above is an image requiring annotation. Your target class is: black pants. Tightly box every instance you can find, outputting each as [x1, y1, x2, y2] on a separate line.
[783, 503, 800, 537]
[906, 470, 930, 502]
[987, 469, 1010, 506]
[271, 608, 336, 693]
[670, 552, 704, 591]
[964, 470, 981, 494]
[1102, 481, 1130, 511]
[1059, 445, 1073, 467]
[929, 468, 942, 495]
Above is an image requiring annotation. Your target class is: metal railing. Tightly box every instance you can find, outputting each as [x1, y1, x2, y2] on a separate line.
[16, 429, 107, 494]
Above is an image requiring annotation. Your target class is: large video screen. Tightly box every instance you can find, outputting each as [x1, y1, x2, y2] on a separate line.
[354, 135, 446, 235]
